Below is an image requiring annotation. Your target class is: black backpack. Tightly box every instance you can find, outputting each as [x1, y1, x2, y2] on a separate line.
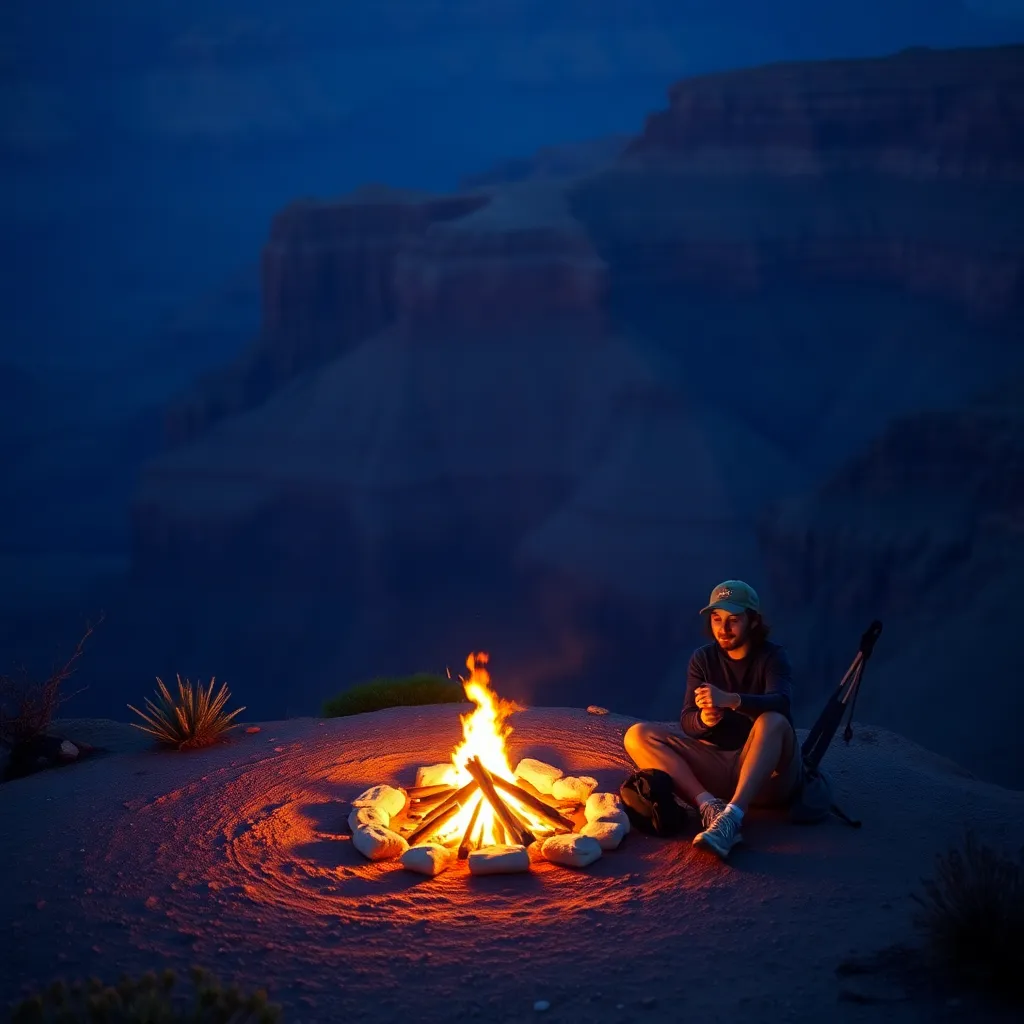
[619, 768, 693, 837]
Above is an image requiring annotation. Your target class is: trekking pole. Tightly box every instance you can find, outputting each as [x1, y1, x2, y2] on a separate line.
[839, 620, 883, 742]
[801, 620, 883, 769]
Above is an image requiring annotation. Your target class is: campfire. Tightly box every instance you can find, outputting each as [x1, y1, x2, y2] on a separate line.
[347, 653, 631, 875]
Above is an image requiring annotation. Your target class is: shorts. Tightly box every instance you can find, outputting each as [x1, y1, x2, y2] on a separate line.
[642, 718, 801, 808]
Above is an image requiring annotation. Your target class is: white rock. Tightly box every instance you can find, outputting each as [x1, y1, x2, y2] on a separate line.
[551, 775, 598, 803]
[467, 844, 530, 875]
[352, 784, 406, 818]
[596, 808, 631, 834]
[351, 824, 409, 862]
[59, 741, 80, 760]
[584, 792, 623, 822]
[541, 833, 603, 868]
[400, 844, 450, 876]
[514, 758, 563, 795]
[580, 819, 628, 850]
[348, 805, 389, 832]
[415, 763, 456, 788]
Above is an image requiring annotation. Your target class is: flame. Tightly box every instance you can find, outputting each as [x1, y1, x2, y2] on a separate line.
[430, 652, 549, 849]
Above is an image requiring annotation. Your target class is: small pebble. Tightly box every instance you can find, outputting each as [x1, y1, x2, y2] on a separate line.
[533, 1000, 550, 1012]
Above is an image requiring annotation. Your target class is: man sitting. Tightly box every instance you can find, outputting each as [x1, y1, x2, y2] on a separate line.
[623, 580, 801, 859]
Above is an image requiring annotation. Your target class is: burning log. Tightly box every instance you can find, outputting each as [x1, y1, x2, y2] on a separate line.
[465, 757, 534, 847]
[458, 795, 484, 860]
[490, 774, 576, 832]
[405, 780, 478, 846]
[503, 795, 543, 844]
[405, 783, 455, 799]
[409, 790, 455, 815]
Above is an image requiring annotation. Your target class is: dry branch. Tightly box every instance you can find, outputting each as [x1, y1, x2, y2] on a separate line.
[490, 774, 576, 832]
[405, 783, 455, 799]
[0, 615, 102, 748]
[405, 780, 477, 845]
[465, 757, 533, 847]
[458, 794, 484, 859]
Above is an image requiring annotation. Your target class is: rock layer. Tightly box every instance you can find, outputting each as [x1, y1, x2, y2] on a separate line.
[629, 44, 1024, 181]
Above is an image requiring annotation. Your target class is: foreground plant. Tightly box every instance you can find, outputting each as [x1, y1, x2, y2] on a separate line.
[128, 675, 246, 750]
[9, 966, 281, 1023]
[912, 830, 1024, 1002]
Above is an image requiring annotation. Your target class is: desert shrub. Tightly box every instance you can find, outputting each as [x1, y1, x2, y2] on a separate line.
[9, 966, 281, 1023]
[912, 830, 1024, 1002]
[322, 672, 467, 718]
[128, 676, 246, 750]
[0, 618, 100, 749]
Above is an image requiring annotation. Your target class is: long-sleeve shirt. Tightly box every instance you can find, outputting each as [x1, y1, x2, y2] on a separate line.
[680, 640, 794, 751]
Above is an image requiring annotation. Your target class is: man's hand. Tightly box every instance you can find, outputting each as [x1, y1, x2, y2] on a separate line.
[700, 706, 725, 727]
[695, 684, 739, 711]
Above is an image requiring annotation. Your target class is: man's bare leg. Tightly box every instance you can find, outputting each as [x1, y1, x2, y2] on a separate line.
[623, 722, 710, 806]
[693, 712, 792, 859]
[728, 711, 792, 813]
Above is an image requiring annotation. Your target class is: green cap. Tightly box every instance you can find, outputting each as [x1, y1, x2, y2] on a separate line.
[700, 580, 760, 616]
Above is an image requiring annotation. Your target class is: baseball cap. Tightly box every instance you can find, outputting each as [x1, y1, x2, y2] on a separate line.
[699, 580, 760, 616]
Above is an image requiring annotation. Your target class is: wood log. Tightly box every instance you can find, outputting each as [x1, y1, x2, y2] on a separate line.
[490, 774, 576, 831]
[465, 758, 532, 847]
[457, 794, 484, 860]
[409, 789, 455, 813]
[504, 797, 543, 844]
[405, 783, 455, 799]
[405, 780, 477, 845]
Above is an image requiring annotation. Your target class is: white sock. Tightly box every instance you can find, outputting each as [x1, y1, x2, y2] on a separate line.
[696, 791, 719, 808]
[724, 803, 744, 824]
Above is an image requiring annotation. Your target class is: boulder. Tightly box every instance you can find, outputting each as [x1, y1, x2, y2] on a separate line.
[514, 758, 564, 796]
[584, 792, 624, 823]
[351, 824, 409, 862]
[415, 763, 456, 788]
[400, 844, 450, 877]
[467, 845, 530, 875]
[352, 784, 406, 818]
[579, 819, 628, 850]
[551, 775, 598, 803]
[348, 805, 388, 832]
[541, 834, 603, 868]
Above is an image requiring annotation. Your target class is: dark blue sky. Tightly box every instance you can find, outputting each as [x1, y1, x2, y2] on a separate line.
[2, 2, 1023, 367]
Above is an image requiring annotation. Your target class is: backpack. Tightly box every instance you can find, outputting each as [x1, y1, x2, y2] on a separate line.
[789, 760, 861, 828]
[619, 768, 693, 837]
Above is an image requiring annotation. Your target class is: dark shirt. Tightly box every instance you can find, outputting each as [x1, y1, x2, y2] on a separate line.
[680, 640, 793, 751]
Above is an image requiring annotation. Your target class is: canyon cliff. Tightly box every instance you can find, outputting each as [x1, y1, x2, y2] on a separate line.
[131, 44, 1024, 783]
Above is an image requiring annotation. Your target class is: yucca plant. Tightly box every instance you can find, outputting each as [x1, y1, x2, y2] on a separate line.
[128, 676, 246, 750]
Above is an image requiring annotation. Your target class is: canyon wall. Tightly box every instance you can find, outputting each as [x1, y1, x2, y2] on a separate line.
[130, 46, 1024, 779]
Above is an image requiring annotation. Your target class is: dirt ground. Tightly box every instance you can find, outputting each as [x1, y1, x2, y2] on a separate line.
[1, 706, 1021, 1023]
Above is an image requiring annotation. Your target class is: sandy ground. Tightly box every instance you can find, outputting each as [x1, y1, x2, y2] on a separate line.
[1, 706, 1021, 1024]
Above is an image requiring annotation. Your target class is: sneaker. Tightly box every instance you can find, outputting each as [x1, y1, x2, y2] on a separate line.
[698, 797, 727, 831]
[693, 807, 743, 859]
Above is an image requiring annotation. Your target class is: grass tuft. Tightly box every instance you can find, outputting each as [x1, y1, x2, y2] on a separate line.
[322, 672, 467, 718]
[128, 676, 245, 750]
[912, 830, 1024, 1002]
